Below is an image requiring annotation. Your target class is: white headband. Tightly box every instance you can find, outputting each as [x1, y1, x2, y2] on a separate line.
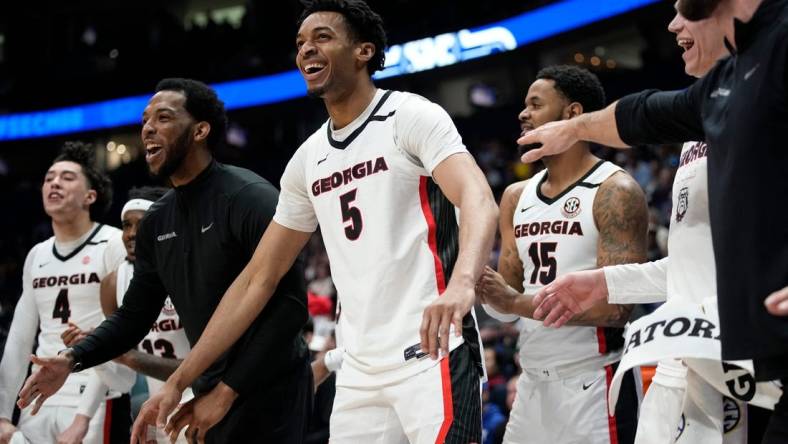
[121, 198, 154, 221]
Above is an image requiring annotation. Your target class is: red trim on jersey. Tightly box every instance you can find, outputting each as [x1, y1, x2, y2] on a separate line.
[596, 327, 607, 354]
[103, 399, 113, 444]
[436, 357, 454, 443]
[604, 364, 619, 444]
[419, 176, 447, 294]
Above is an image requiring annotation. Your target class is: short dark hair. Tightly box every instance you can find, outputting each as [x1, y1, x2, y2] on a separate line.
[53, 141, 112, 220]
[298, 0, 387, 75]
[536, 65, 605, 113]
[155, 78, 228, 151]
[127, 186, 168, 203]
[677, 0, 722, 21]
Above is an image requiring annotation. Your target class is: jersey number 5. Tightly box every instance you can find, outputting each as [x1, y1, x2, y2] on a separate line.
[52, 289, 71, 324]
[528, 242, 557, 285]
[339, 189, 363, 240]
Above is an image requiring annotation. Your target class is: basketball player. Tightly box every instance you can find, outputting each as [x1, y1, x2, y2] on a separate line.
[523, 2, 788, 440]
[529, 5, 775, 444]
[135, 1, 498, 442]
[0, 142, 133, 444]
[17, 79, 312, 444]
[476, 65, 647, 444]
[61, 186, 193, 444]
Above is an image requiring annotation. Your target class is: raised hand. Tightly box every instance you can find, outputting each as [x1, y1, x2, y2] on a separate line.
[17, 354, 72, 414]
[765, 285, 788, 316]
[518, 120, 579, 164]
[165, 382, 236, 444]
[60, 322, 90, 347]
[476, 266, 519, 314]
[420, 283, 475, 360]
[532, 269, 608, 327]
[130, 381, 182, 444]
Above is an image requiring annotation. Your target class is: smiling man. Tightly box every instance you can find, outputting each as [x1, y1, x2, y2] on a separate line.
[17, 79, 312, 444]
[0, 141, 132, 444]
[476, 65, 647, 444]
[138, 1, 499, 443]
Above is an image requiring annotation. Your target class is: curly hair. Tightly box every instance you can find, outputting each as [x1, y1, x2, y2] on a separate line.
[53, 141, 113, 220]
[536, 65, 606, 114]
[127, 186, 169, 203]
[298, 0, 387, 75]
[155, 78, 228, 152]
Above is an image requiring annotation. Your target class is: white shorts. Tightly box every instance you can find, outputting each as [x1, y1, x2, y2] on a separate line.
[677, 370, 747, 444]
[504, 363, 640, 444]
[330, 343, 482, 444]
[11, 401, 112, 444]
[635, 363, 747, 444]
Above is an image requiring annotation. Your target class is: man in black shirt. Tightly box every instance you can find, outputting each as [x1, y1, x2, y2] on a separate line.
[17, 78, 312, 443]
[518, 0, 788, 441]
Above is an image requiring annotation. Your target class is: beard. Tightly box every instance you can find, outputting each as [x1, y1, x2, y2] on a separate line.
[517, 108, 565, 156]
[307, 85, 327, 99]
[149, 128, 193, 181]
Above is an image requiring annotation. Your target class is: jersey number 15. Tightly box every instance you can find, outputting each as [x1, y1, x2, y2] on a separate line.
[528, 242, 557, 285]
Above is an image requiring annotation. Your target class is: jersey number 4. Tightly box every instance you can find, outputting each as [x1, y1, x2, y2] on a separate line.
[340, 189, 363, 240]
[52, 289, 71, 324]
[528, 242, 557, 285]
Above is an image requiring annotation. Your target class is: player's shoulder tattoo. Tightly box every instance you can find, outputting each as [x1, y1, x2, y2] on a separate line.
[593, 171, 648, 266]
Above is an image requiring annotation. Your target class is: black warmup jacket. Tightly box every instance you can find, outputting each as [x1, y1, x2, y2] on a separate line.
[615, 0, 788, 379]
[72, 161, 308, 394]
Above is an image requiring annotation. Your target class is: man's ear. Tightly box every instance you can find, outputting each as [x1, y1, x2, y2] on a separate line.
[193, 121, 211, 143]
[565, 102, 584, 120]
[356, 42, 375, 64]
[84, 189, 97, 207]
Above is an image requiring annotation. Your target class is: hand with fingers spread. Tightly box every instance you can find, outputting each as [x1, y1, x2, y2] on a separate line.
[165, 382, 237, 444]
[420, 283, 475, 360]
[17, 353, 73, 414]
[532, 269, 609, 327]
[56, 413, 89, 444]
[130, 381, 182, 444]
[765, 285, 788, 317]
[476, 266, 520, 314]
[0, 418, 17, 444]
[60, 323, 91, 347]
[518, 120, 579, 164]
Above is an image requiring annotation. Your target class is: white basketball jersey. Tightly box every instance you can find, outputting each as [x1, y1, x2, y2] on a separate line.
[275, 89, 480, 387]
[28, 224, 124, 405]
[116, 260, 191, 395]
[514, 161, 624, 369]
[667, 142, 714, 305]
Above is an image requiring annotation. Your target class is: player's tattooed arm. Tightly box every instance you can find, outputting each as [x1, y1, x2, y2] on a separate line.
[568, 171, 648, 327]
[116, 351, 182, 382]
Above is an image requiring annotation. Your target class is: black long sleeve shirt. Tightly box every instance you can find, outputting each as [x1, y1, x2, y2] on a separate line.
[615, 0, 788, 379]
[72, 161, 308, 395]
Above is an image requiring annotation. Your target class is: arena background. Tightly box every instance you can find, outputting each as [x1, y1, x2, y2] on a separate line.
[0, 1, 689, 442]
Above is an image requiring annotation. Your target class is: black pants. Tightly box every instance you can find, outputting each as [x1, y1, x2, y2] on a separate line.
[205, 355, 313, 444]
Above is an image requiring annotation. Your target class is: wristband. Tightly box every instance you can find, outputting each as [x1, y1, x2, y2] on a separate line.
[323, 348, 344, 372]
